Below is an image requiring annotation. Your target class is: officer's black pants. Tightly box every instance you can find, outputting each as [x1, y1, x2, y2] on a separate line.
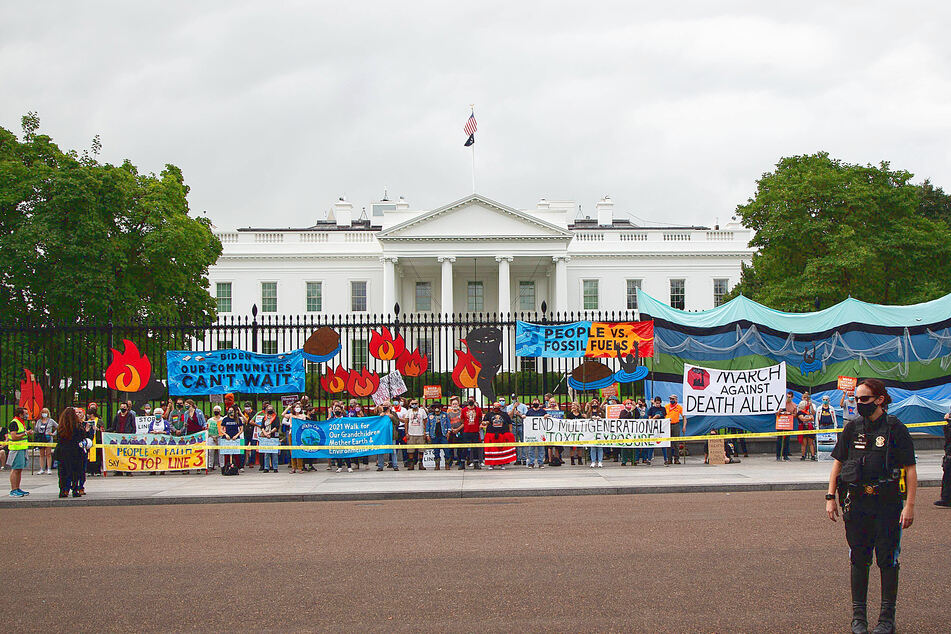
[940, 456, 951, 502]
[844, 494, 902, 568]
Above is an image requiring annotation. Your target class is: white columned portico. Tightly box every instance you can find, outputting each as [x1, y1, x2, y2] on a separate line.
[438, 256, 455, 316]
[496, 255, 512, 317]
[553, 255, 569, 314]
[382, 256, 398, 314]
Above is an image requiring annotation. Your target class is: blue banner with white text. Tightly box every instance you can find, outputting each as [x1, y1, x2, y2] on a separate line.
[291, 416, 394, 459]
[166, 349, 305, 395]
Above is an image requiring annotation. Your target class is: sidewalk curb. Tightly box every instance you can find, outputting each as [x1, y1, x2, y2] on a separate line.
[1, 479, 940, 509]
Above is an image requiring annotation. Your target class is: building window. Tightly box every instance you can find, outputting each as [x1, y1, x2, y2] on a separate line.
[467, 281, 484, 312]
[417, 334, 434, 363]
[415, 281, 432, 312]
[518, 281, 536, 311]
[670, 279, 685, 310]
[713, 278, 729, 307]
[351, 281, 367, 312]
[582, 280, 599, 310]
[217, 339, 233, 351]
[262, 339, 278, 355]
[306, 282, 322, 312]
[626, 279, 641, 310]
[519, 357, 537, 372]
[351, 338, 368, 366]
[261, 282, 277, 313]
[216, 282, 232, 313]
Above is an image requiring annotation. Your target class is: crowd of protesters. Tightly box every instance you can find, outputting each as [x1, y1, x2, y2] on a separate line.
[5, 387, 855, 497]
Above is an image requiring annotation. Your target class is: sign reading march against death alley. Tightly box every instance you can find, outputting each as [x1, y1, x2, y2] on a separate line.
[682, 362, 786, 416]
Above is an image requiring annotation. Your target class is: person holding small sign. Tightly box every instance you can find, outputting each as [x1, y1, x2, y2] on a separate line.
[776, 392, 795, 461]
[797, 392, 817, 461]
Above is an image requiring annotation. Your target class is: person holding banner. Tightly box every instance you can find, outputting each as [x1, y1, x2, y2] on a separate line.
[53, 407, 85, 498]
[618, 399, 640, 466]
[798, 393, 817, 461]
[426, 402, 451, 470]
[460, 398, 483, 470]
[403, 398, 428, 470]
[665, 395, 684, 465]
[776, 392, 795, 462]
[147, 408, 170, 476]
[647, 397, 668, 465]
[206, 406, 223, 471]
[220, 405, 244, 473]
[258, 408, 280, 473]
[483, 402, 516, 469]
[376, 403, 401, 472]
[524, 400, 547, 468]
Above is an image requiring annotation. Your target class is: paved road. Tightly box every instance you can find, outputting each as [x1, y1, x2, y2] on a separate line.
[2, 490, 949, 632]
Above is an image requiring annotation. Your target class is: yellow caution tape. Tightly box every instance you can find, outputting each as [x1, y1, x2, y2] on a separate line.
[3, 420, 947, 452]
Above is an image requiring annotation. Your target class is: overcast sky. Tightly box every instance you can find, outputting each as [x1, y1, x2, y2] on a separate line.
[3, 1, 950, 230]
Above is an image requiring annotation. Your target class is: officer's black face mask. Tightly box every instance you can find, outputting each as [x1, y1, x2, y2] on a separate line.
[857, 401, 878, 418]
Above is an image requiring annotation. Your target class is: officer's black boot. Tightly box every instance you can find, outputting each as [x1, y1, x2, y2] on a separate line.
[850, 564, 870, 634]
[872, 566, 898, 634]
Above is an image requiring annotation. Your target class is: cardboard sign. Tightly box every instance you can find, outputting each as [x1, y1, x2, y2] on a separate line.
[600, 383, 620, 399]
[423, 385, 443, 400]
[281, 394, 299, 408]
[837, 376, 857, 392]
[604, 404, 624, 419]
[776, 413, 795, 431]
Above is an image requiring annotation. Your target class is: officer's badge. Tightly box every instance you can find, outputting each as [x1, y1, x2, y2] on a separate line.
[875, 436, 885, 447]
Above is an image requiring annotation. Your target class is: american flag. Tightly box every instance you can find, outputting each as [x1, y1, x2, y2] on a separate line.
[464, 112, 477, 136]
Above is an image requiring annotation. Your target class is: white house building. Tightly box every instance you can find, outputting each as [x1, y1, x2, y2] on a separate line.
[208, 193, 754, 318]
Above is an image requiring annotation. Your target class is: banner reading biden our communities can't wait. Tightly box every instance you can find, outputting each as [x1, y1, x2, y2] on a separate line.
[523, 416, 670, 448]
[166, 349, 305, 395]
[101, 431, 207, 472]
[682, 362, 786, 416]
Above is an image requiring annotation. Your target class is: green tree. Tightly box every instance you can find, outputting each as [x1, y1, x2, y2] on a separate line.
[726, 152, 951, 311]
[0, 114, 222, 410]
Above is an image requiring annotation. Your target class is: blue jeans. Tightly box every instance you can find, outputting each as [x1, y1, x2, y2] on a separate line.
[430, 437, 451, 465]
[262, 452, 277, 470]
[590, 446, 604, 463]
[513, 423, 525, 462]
[526, 444, 544, 466]
[376, 449, 399, 469]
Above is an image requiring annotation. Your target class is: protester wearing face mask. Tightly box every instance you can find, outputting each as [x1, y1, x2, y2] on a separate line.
[460, 398, 483, 469]
[166, 399, 187, 437]
[34, 408, 56, 475]
[206, 405, 223, 471]
[523, 400, 547, 468]
[258, 407, 280, 473]
[483, 402, 516, 469]
[390, 398, 408, 466]
[283, 402, 306, 473]
[85, 403, 102, 476]
[426, 403, 451, 469]
[447, 397, 466, 469]
[329, 403, 352, 472]
[617, 399, 639, 466]
[665, 395, 685, 465]
[402, 399, 428, 470]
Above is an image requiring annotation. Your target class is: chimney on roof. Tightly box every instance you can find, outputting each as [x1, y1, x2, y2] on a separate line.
[596, 196, 614, 226]
[537, 197, 550, 209]
[333, 196, 353, 228]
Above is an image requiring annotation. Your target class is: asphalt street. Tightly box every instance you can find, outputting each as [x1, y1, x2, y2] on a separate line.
[2, 490, 949, 632]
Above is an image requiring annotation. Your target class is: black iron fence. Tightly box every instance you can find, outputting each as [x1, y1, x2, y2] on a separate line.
[1, 305, 649, 424]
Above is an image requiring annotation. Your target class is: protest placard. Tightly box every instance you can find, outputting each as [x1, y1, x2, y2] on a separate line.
[218, 438, 245, 455]
[257, 438, 280, 454]
[291, 415, 394, 459]
[683, 362, 786, 416]
[101, 431, 207, 472]
[776, 413, 795, 431]
[423, 385, 442, 400]
[523, 416, 669, 447]
[837, 376, 857, 392]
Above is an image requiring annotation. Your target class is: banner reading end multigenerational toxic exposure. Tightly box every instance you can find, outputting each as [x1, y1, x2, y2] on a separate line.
[166, 349, 305, 395]
[523, 416, 670, 447]
[101, 431, 207, 472]
[682, 362, 786, 416]
[291, 416, 394, 459]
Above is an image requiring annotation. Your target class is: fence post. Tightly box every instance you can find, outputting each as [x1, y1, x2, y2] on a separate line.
[250, 304, 259, 353]
[540, 301, 548, 398]
[106, 306, 113, 444]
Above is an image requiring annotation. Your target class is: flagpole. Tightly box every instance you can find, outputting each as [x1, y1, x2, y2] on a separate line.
[470, 104, 476, 194]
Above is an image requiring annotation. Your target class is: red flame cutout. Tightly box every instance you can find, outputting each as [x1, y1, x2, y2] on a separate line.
[396, 348, 428, 377]
[347, 367, 381, 397]
[320, 365, 350, 394]
[105, 340, 152, 392]
[19, 369, 44, 420]
[451, 340, 482, 389]
[369, 326, 406, 361]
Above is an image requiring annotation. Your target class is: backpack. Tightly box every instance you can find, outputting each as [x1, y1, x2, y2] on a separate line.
[222, 463, 239, 476]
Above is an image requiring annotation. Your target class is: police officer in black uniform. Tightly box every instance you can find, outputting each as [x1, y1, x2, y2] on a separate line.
[936, 408, 951, 507]
[826, 379, 917, 634]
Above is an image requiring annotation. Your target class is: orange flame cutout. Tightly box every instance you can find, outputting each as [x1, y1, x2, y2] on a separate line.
[105, 340, 152, 392]
[369, 326, 406, 361]
[451, 340, 482, 389]
[320, 365, 350, 394]
[396, 348, 428, 377]
[347, 367, 381, 398]
[19, 369, 44, 420]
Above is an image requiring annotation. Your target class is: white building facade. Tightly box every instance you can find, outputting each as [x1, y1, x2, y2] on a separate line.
[208, 194, 754, 319]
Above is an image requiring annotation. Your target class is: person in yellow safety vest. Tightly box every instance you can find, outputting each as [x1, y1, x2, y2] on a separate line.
[7, 407, 33, 497]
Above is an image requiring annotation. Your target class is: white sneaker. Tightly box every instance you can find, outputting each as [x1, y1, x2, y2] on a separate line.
[336, 467, 342, 473]
[486, 465, 493, 470]
[590, 462, 597, 468]
[528, 463, 535, 469]
[598, 461, 604, 468]
[539, 464, 546, 469]
[347, 467, 353, 473]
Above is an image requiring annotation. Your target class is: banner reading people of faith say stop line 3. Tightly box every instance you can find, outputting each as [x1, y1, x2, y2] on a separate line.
[682, 362, 787, 416]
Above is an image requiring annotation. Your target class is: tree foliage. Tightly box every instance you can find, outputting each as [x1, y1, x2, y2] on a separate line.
[0, 113, 221, 325]
[726, 152, 951, 311]
[0, 114, 222, 411]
